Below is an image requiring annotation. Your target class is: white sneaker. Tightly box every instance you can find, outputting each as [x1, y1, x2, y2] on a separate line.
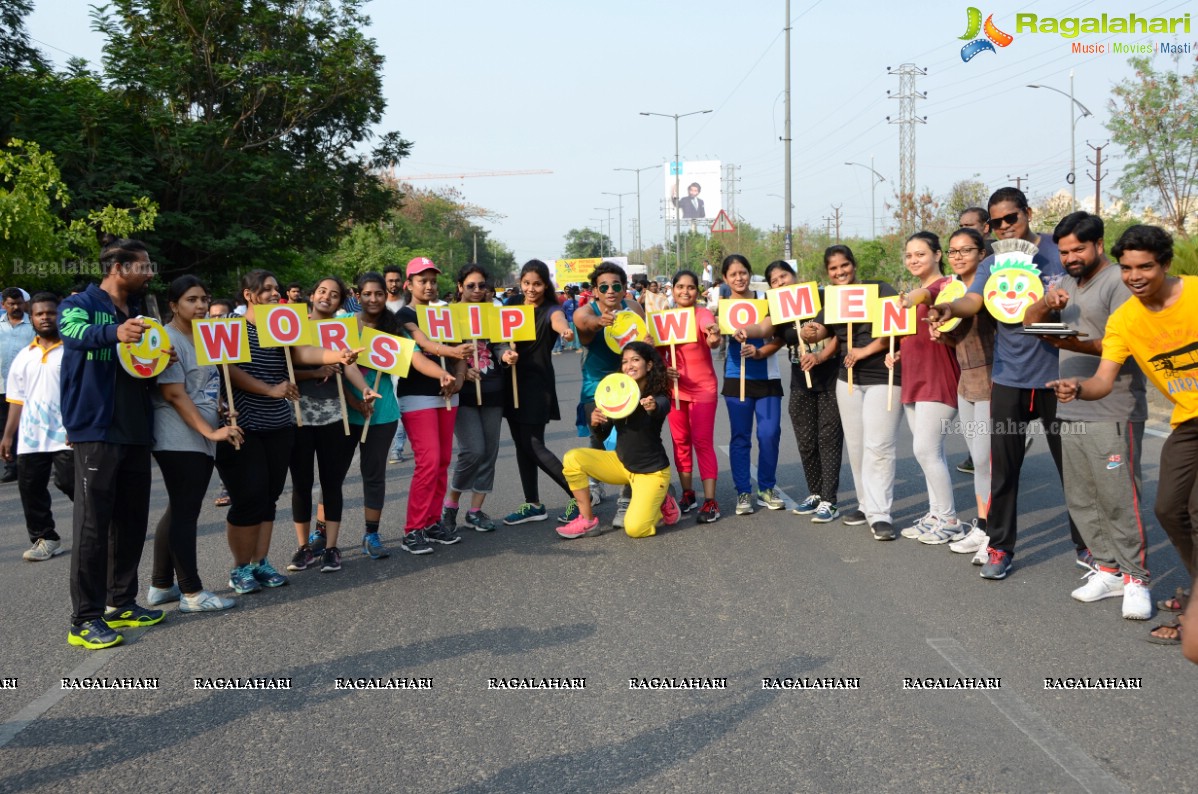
[179, 590, 236, 613]
[918, 517, 963, 545]
[1121, 577, 1152, 620]
[147, 584, 181, 605]
[950, 523, 988, 554]
[22, 538, 64, 561]
[971, 544, 989, 566]
[612, 497, 631, 528]
[1071, 569, 1124, 603]
[901, 514, 936, 539]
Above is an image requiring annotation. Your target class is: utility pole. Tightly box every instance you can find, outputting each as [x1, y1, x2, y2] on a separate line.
[601, 191, 634, 253]
[887, 64, 927, 235]
[821, 216, 833, 240]
[783, 0, 793, 258]
[614, 165, 661, 264]
[831, 204, 843, 243]
[1008, 174, 1029, 192]
[723, 163, 739, 220]
[1087, 141, 1109, 216]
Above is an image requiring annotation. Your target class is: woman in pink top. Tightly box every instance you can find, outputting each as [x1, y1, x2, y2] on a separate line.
[887, 231, 962, 543]
[658, 269, 722, 523]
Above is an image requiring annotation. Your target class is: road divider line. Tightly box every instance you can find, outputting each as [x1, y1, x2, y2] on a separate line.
[0, 649, 121, 749]
[927, 638, 1130, 794]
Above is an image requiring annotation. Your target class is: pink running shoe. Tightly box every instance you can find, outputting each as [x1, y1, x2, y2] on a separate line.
[556, 515, 600, 539]
[660, 493, 681, 526]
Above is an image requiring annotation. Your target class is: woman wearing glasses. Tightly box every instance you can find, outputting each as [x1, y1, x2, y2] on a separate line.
[444, 264, 517, 532]
[501, 259, 577, 525]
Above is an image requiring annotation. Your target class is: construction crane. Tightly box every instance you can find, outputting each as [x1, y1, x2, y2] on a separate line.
[391, 168, 552, 181]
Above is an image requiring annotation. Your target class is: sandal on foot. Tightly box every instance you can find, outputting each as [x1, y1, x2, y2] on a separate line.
[1146, 622, 1181, 646]
[1156, 587, 1190, 614]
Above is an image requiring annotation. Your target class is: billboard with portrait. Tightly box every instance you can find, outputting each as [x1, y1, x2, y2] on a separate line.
[665, 160, 722, 222]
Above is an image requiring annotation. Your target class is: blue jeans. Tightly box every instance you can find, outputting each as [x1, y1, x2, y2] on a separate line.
[390, 422, 407, 459]
[724, 394, 781, 494]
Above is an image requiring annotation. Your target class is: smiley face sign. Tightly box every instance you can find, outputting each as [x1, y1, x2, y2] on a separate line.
[933, 277, 967, 333]
[984, 259, 1043, 324]
[595, 373, 640, 419]
[604, 311, 649, 355]
[118, 316, 172, 379]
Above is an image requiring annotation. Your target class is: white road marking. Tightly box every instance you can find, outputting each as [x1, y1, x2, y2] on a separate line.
[927, 638, 1130, 794]
[717, 445, 798, 510]
[0, 649, 121, 749]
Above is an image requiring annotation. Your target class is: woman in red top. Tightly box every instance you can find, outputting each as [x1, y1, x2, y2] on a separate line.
[657, 269, 723, 522]
[888, 231, 962, 543]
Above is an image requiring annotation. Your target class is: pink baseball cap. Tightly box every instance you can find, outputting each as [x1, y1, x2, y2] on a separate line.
[405, 256, 440, 277]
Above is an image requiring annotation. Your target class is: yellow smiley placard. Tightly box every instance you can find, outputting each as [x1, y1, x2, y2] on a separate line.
[984, 259, 1043, 324]
[595, 372, 640, 419]
[118, 316, 172, 379]
[933, 277, 967, 333]
[604, 311, 649, 355]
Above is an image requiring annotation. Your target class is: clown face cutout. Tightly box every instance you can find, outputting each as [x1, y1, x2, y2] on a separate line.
[984, 259, 1043, 324]
[595, 372, 640, 419]
[118, 316, 172, 378]
[604, 311, 649, 355]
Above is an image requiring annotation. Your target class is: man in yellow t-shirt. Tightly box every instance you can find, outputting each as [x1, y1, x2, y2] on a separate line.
[1050, 225, 1198, 649]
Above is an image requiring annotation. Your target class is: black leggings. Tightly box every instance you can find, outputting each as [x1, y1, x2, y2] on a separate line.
[355, 420, 396, 511]
[290, 421, 358, 523]
[215, 427, 295, 527]
[152, 451, 214, 593]
[507, 419, 571, 504]
[788, 389, 843, 503]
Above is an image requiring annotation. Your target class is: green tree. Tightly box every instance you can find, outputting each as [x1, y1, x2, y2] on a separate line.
[1107, 55, 1198, 235]
[0, 0, 45, 71]
[90, 0, 412, 272]
[0, 138, 157, 289]
[942, 178, 990, 227]
[562, 228, 613, 259]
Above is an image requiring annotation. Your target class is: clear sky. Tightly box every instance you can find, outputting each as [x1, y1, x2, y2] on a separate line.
[25, 0, 1196, 262]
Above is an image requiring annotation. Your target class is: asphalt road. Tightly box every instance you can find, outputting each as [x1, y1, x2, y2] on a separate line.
[0, 353, 1193, 793]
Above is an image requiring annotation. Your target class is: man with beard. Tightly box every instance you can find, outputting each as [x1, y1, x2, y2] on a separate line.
[384, 265, 406, 314]
[1028, 212, 1150, 619]
[2, 293, 73, 561]
[59, 238, 165, 649]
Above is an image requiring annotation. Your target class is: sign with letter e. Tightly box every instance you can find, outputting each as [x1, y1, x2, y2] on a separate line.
[823, 285, 877, 325]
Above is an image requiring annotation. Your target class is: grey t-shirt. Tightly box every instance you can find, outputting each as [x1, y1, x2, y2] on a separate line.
[152, 324, 221, 455]
[1056, 262, 1147, 422]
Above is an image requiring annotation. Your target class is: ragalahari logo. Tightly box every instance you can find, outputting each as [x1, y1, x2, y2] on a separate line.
[960, 7, 1014, 61]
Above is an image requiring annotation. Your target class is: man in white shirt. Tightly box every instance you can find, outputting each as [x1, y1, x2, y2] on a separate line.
[1, 293, 73, 561]
[0, 286, 35, 482]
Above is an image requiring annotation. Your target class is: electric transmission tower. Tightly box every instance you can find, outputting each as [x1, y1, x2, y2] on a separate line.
[886, 64, 927, 235]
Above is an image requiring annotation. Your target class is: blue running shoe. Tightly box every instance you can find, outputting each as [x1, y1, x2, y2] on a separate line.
[503, 503, 548, 525]
[557, 498, 580, 524]
[308, 525, 326, 554]
[362, 532, 390, 559]
[252, 558, 288, 588]
[229, 564, 262, 594]
[103, 603, 165, 629]
[68, 619, 123, 650]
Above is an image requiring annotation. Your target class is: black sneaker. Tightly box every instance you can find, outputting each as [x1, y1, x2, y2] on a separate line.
[287, 545, 314, 571]
[679, 489, 698, 513]
[401, 529, 434, 555]
[441, 506, 459, 530]
[320, 547, 342, 572]
[103, 603, 165, 629]
[841, 509, 868, 526]
[425, 522, 461, 545]
[956, 456, 974, 474]
[308, 525, 327, 555]
[980, 548, 1013, 580]
[870, 521, 896, 541]
[68, 619, 123, 650]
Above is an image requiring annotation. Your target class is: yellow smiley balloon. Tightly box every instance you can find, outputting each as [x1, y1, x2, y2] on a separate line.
[933, 277, 967, 333]
[604, 311, 649, 355]
[595, 373, 640, 419]
[118, 316, 172, 379]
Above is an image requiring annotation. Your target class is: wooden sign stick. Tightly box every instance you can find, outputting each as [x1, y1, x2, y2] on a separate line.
[474, 340, 482, 404]
[221, 363, 241, 451]
[335, 372, 350, 435]
[360, 369, 382, 443]
[846, 322, 854, 396]
[284, 347, 302, 427]
[440, 355, 451, 410]
[671, 343, 680, 410]
[887, 336, 895, 412]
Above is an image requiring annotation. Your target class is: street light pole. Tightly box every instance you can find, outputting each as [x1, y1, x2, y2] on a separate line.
[845, 157, 887, 238]
[601, 191, 634, 253]
[614, 165, 661, 265]
[1027, 73, 1092, 210]
[641, 109, 712, 267]
[594, 207, 616, 257]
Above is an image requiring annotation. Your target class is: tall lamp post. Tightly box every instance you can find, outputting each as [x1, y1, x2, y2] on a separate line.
[844, 158, 887, 238]
[588, 217, 608, 257]
[593, 207, 616, 257]
[601, 191, 635, 254]
[614, 165, 661, 264]
[640, 109, 712, 266]
[1028, 70, 1092, 210]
